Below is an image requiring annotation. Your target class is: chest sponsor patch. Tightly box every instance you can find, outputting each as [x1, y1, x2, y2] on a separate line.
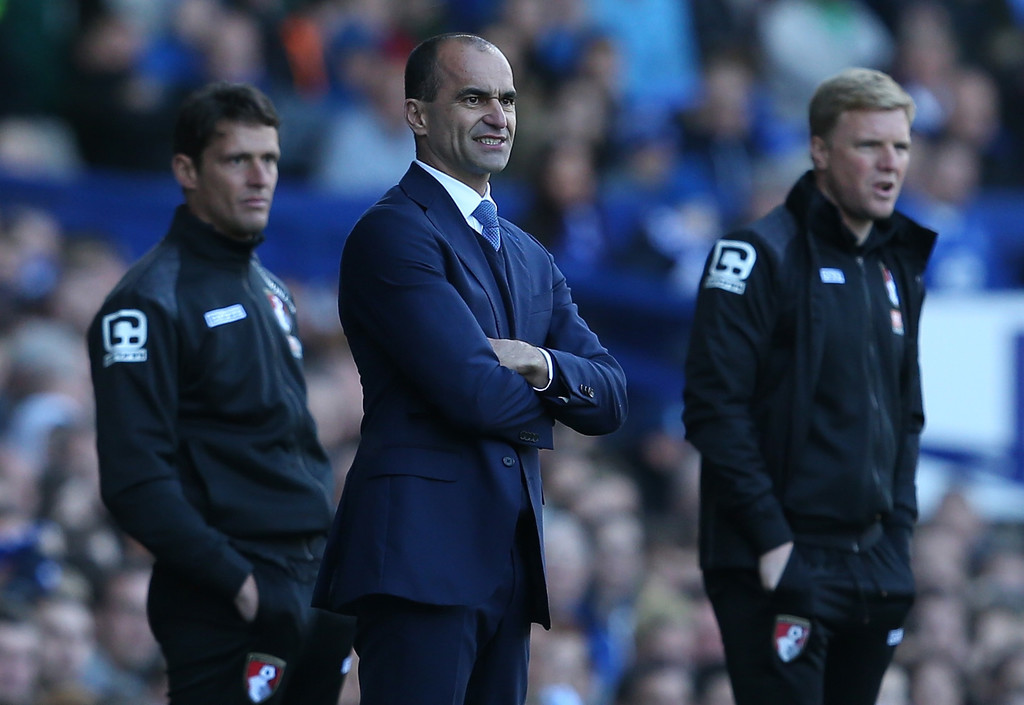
[244, 653, 285, 703]
[819, 267, 845, 284]
[204, 303, 247, 328]
[101, 309, 149, 366]
[703, 240, 757, 294]
[774, 614, 811, 663]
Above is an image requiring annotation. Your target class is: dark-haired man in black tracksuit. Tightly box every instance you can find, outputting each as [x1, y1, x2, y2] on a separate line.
[683, 68, 935, 705]
[87, 82, 353, 705]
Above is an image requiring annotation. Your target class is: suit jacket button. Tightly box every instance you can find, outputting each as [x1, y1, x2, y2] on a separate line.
[502, 456, 516, 467]
[579, 384, 595, 398]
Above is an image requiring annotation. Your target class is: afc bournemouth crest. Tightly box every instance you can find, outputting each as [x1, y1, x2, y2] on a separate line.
[245, 653, 286, 703]
[774, 615, 811, 663]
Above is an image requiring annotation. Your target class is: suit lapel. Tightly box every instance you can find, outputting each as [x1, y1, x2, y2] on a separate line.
[499, 223, 531, 339]
[399, 165, 513, 336]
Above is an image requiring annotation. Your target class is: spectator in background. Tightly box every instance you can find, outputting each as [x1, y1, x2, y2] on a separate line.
[942, 65, 1022, 188]
[64, 8, 181, 171]
[528, 626, 595, 705]
[874, 664, 911, 705]
[0, 608, 42, 705]
[81, 562, 162, 704]
[581, 512, 647, 701]
[690, 0, 761, 63]
[694, 665, 733, 705]
[312, 55, 415, 195]
[34, 593, 99, 703]
[0, 207, 67, 327]
[900, 136, 1009, 291]
[890, 1, 961, 138]
[677, 50, 762, 228]
[584, 0, 702, 126]
[0, 443, 62, 609]
[49, 237, 129, 337]
[758, 0, 895, 129]
[907, 655, 969, 705]
[542, 509, 594, 632]
[521, 140, 620, 274]
[613, 660, 694, 705]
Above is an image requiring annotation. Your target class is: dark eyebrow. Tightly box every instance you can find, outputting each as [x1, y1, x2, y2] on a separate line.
[455, 87, 517, 101]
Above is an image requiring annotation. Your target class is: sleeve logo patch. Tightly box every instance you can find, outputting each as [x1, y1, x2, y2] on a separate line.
[704, 240, 757, 294]
[204, 303, 248, 328]
[101, 309, 148, 366]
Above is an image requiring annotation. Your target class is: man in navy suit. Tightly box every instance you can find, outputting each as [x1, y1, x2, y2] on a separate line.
[312, 33, 628, 704]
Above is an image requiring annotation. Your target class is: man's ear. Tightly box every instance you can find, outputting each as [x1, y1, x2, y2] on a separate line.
[810, 135, 828, 171]
[406, 98, 427, 136]
[172, 154, 198, 190]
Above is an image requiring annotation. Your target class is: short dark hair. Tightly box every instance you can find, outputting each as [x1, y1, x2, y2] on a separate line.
[172, 82, 280, 166]
[405, 33, 498, 102]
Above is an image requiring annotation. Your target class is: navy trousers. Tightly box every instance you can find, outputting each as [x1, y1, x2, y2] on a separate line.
[353, 508, 537, 705]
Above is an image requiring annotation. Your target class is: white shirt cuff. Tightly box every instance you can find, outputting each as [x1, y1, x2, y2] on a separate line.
[533, 348, 554, 392]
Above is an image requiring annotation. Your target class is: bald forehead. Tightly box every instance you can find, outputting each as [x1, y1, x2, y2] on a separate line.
[436, 40, 513, 82]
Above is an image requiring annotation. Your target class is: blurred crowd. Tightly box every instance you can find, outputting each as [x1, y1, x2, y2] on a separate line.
[4, 0, 1024, 292]
[2, 1, 1024, 704]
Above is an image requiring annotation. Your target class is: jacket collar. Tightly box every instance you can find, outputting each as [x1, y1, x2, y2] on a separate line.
[786, 170, 936, 262]
[167, 205, 264, 265]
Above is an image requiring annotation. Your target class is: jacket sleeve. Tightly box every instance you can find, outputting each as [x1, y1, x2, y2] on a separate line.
[87, 292, 253, 598]
[535, 257, 628, 437]
[682, 233, 793, 555]
[340, 208, 558, 447]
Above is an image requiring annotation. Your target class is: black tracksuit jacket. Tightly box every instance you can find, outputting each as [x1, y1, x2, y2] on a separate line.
[683, 172, 936, 571]
[87, 206, 334, 599]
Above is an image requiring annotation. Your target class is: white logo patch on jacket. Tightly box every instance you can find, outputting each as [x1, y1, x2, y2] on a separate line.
[704, 240, 757, 294]
[819, 267, 845, 284]
[101, 309, 148, 366]
[204, 303, 248, 328]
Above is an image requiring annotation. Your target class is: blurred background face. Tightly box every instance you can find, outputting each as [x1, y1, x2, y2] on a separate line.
[98, 569, 159, 673]
[175, 121, 280, 240]
[37, 599, 97, 687]
[0, 622, 41, 705]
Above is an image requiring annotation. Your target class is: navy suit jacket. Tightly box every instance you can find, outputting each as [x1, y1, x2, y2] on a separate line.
[312, 164, 627, 627]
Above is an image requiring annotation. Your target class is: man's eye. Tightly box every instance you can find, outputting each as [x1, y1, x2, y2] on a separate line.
[465, 96, 480, 106]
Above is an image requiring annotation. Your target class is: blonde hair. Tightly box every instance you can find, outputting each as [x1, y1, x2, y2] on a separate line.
[809, 68, 915, 139]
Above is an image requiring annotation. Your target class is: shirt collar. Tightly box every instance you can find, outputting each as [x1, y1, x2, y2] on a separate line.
[414, 160, 495, 229]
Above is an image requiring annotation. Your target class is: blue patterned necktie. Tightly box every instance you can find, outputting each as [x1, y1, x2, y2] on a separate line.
[472, 199, 501, 251]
